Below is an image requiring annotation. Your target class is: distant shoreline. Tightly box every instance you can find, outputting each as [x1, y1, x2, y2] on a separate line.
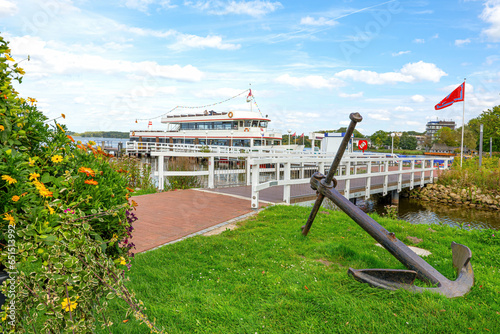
[68, 131, 129, 139]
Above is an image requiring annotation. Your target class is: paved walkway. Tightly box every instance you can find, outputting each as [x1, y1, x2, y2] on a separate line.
[131, 189, 262, 253]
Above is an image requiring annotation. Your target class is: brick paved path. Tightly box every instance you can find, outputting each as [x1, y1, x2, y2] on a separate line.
[131, 189, 260, 253]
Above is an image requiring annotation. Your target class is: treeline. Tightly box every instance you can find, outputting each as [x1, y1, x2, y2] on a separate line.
[68, 131, 129, 138]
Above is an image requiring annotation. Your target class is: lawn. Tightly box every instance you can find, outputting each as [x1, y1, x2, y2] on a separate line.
[102, 205, 500, 333]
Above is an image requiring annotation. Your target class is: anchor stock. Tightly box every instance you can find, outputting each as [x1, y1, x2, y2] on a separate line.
[302, 113, 474, 298]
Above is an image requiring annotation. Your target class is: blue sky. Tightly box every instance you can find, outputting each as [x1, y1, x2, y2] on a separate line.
[1, 0, 500, 136]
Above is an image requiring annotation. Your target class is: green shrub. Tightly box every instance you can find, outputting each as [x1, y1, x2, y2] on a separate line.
[0, 35, 161, 333]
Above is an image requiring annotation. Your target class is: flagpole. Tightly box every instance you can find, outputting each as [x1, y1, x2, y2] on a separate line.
[460, 78, 466, 167]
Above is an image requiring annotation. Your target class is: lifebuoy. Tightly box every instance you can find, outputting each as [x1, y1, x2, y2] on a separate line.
[244, 128, 249, 132]
[132, 131, 135, 136]
[228, 112, 233, 118]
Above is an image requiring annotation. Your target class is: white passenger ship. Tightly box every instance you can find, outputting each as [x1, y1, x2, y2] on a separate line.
[129, 109, 282, 148]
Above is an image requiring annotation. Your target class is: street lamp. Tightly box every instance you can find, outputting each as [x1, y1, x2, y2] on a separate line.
[183, 130, 186, 145]
[287, 129, 291, 145]
[205, 130, 208, 146]
[391, 132, 396, 155]
[230, 130, 233, 147]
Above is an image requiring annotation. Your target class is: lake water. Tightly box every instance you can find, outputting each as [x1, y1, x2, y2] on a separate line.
[72, 136, 129, 147]
[357, 196, 500, 231]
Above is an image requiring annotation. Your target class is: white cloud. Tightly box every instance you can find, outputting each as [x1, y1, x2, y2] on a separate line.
[9, 35, 204, 82]
[124, 0, 176, 12]
[480, 0, 500, 41]
[395, 106, 414, 112]
[339, 92, 363, 98]
[300, 16, 338, 26]
[455, 38, 471, 46]
[335, 69, 412, 85]
[392, 50, 411, 57]
[169, 34, 241, 50]
[367, 110, 391, 121]
[188, 0, 283, 17]
[411, 95, 425, 103]
[335, 61, 447, 85]
[399, 61, 447, 82]
[0, 0, 16, 17]
[275, 74, 344, 89]
[413, 38, 425, 43]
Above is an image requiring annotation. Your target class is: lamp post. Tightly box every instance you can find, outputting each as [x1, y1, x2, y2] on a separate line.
[391, 132, 396, 155]
[230, 130, 233, 147]
[205, 130, 208, 146]
[287, 129, 291, 145]
[183, 130, 186, 145]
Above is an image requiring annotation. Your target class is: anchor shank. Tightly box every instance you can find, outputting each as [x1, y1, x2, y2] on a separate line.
[302, 112, 362, 236]
[312, 177, 449, 285]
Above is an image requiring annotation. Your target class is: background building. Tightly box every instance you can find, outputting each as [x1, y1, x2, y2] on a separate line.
[426, 120, 456, 140]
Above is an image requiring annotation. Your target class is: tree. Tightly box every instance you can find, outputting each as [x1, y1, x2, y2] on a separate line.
[399, 132, 418, 150]
[369, 130, 387, 148]
[468, 105, 500, 152]
[434, 127, 459, 147]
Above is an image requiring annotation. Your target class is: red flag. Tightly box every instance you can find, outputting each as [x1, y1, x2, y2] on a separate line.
[246, 89, 253, 102]
[435, 82, 465, 110]
[300, 133, 304, 138]
[292, 132, 296, 136]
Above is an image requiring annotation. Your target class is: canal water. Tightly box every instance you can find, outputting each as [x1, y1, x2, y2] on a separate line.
[356, 196, 500, 231]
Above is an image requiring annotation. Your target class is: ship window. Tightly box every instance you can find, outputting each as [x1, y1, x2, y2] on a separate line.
[239, 121, 244, 127]
[259, 121, 268, 128]
[252, 120, 258, 127]
[244, 120, 251, 127]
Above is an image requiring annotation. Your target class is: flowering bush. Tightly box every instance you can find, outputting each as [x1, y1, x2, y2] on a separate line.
[0, 36, 161, 332]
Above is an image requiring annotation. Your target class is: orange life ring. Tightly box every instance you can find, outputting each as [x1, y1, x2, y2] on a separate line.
[244, 128, 249, 132]
[132, 131, 135, 136]
[228, 112, 233, 118]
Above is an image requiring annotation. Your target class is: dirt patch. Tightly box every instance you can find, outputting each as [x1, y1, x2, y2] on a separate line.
[203, 223, 239, 236]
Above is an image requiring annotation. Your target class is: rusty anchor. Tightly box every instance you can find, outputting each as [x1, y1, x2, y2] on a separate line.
[301, 113, 474, 298]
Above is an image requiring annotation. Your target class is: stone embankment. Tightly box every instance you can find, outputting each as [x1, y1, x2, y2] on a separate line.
[410, 183, 500, 211]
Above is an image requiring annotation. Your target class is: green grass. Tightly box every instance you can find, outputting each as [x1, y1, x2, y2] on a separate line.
[102, 205, 500, 333]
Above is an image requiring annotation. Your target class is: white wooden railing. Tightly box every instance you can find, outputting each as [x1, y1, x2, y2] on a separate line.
[148, 149, 453, 208]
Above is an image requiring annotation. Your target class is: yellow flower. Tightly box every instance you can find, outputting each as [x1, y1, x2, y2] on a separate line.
[4, 54, 14, 62]
[51, 155, 63, 163]
[11, 195, 20, 202]
[56, 123, 65, 133]
[61, 113, 66, 119]
[120, 257, 127, 265]
[27, 97, 37, 105]
[32, 180, 53, 198]
[1, 175, 17, 185]
[47, 206, 55, 214]
[2, 214, 15, 226]
[61, 297, 79, 312]
[88, 140, 96, 146]
[29, 172, 40, 181]
[29, 157, 36, 166]
[1, 307, 8, 321]
[0, 125, 4, 131]
[17, 67, 25, 75]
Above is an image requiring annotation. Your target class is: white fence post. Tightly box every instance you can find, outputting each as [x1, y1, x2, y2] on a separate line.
[246, 156, 251, 186]
[397, 160, 403, 192]
[157, 155, 164, 191]
[344, 160, 351, 199]
[283, 162, 291, 204]
[383, 160, 389, 196]
[208, 156, 215, 189]
[251, 163, 260, 209]
[365, 160, 371, 200]
[410, 160, 415, 190]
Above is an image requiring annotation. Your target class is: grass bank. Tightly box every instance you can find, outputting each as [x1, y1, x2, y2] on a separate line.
[103, 205, 499, 333]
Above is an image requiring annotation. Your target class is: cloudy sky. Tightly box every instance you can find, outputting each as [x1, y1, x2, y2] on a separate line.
[1, 0, 500, 135]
